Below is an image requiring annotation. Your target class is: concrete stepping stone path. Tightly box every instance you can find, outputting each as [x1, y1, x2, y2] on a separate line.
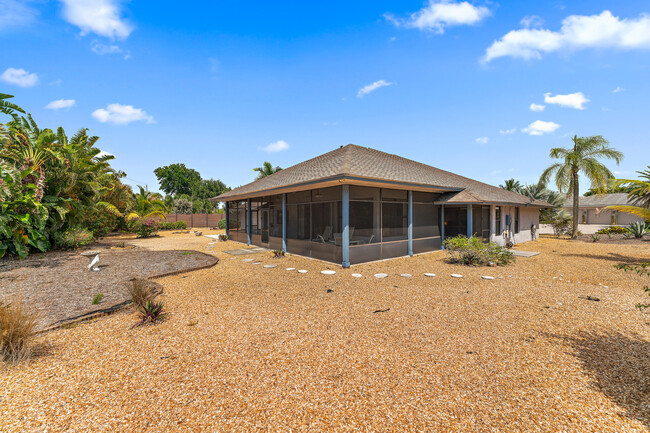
[298, 270, 308, 274]
[481, 276, 495, 280]
[351, 273, 363, 278]
[263, 264, 277, 268]
[286, 267, 296, 271]
[400, 274, 412, 278]
[242, 259, 254, 262]
[451, 274, 463, 278]
[424, 273, 436, 277]
[374, 273, 388, 279]
[321, 270, 336, 275]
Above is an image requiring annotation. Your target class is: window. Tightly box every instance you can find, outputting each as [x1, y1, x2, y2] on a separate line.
[515, 207, 520, 233]
[350, 201, 380, 244]
[382, 202, 408, 241]
[413, 203, 439, 238]
[444, 206, 467, 238]
[495, 206, 501, 236]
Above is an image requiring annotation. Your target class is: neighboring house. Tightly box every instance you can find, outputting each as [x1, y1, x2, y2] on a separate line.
[214, 144, 549, 266]
[564, 193, 644, 225]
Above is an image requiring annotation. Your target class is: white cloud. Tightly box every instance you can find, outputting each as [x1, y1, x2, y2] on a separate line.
[387, 0, 490, 33]
[520, 15, 544, 28]
[60, 0, 133, 39]
[522, 120, 560, 136]
[259, 140, 289, 153]
[45, 99, 76, 110]
[475, 136, 489, 144]
[0, 68, 38, 87]
[92, 103, 154, 125]
[612, 86, 625, 93]
[529, 103, 546, 112]
[544, 92, 589, 109]
[484, 10, 650, 62]
[499, 128, 516, 135]
[357, 80, 392, 98]
[91, 41, 122, 55]
[0, 0, 39, 30]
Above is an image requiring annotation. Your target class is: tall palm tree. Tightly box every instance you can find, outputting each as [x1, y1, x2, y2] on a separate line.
[540, 135, 623, 238]
[499, 178, 523, 193]
[606, 167, 650, 220]
[126, 185, 168, 220]
[253, 161, 282, 180]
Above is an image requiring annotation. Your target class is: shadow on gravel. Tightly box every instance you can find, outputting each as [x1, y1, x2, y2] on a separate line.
[556, 330, 650, 429]
[560, 252, 648, 266]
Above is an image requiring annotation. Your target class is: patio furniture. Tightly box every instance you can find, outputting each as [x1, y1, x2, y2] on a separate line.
[314, 226, 333, 243]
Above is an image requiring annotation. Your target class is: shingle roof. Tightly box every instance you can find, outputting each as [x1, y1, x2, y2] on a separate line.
[215, 144, 550, 206]
[564, 193, 633, 207]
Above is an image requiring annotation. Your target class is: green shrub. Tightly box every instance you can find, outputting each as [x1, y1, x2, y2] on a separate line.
[91, 293, 104, 304]
[443, 235, 515, 266]
[129, 218, 160, 238]
[217, 218, 226, 229]
[548, 211, 572, 238]
[86, 206, 121, 238]
[55, 227, 94, 249]
[627, 222, 648, 238]
[158, 221, 188, 230]
[596, 226, 628, 234]
[1, 296, 38, 363]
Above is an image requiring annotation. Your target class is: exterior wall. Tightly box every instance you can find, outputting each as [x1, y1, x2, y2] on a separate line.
[491, 205, 539, 246]
[567, 206, 644, 225]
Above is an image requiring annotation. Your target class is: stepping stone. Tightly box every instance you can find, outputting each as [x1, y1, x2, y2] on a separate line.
[321, 270, 336, 275]
[286, 267, 296, 271]
[298, 270, 308, 274]
[242, 259, 254, 262]
[351, 273, 363, 278]
[263, 264, 277, 268]
[400, 274, 412, 278]
[481, 276, 495, 280]
[374, 273, 388, 279]
[252, 262, 262, 265]
[424, 273, 436, 277]
[451, 274, 463, 278]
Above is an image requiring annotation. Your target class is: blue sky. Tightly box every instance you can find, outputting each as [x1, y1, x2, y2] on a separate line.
[2, 0, 649, 194]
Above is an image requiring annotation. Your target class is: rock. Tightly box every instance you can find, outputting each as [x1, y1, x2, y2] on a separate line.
[321, 270, 336, 275]
[327, 289, 333, 293]
[374, 273, 388, 279]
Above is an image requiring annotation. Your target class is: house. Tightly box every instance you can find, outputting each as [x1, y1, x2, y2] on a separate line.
[564, 193, 643, 225]
[214, 144, 549, 266]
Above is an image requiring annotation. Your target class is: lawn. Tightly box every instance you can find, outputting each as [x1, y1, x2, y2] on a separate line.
[1, 231, 649, 432]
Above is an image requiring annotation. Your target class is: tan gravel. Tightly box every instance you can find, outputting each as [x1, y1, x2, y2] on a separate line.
[1, 230, 649, 432]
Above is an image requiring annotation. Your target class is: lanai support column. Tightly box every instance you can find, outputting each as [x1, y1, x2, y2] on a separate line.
[407, 190, 413, 256]
[342, 184, 350, 268]
[282, 193, 287, 252]
[440, 205, 445, 249]
[467, 204, 473, 238]
[247, 198, 252, 245]
[225, 202, 230, 237]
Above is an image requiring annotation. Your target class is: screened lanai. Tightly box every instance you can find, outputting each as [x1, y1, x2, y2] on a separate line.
[215, 144, 549, 266]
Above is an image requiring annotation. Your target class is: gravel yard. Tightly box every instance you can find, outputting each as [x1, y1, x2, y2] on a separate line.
[1, 230, 649, 432]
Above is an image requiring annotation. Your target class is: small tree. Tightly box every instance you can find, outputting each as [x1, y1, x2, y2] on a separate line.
[172, 198, 192, 214]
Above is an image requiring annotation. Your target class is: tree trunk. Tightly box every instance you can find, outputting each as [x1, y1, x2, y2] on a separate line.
[572, 171, 579, 239]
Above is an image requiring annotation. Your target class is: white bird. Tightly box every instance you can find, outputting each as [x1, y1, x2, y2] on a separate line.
[88, 254, 100, 271]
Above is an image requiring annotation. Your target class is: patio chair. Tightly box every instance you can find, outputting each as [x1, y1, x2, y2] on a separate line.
[315, 226, 333, 243]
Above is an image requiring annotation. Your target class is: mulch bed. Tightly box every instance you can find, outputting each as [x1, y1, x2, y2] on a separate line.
[0, 247, 217, 330]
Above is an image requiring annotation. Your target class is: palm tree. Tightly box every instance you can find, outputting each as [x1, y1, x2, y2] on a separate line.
[499, 178, 523, 193]
[606, 167, 650, 220]
[126, 186, 168, 220]
[253, 161, 282, 180]
[540, 135, 623, 238]
[0, 93, 25, 122]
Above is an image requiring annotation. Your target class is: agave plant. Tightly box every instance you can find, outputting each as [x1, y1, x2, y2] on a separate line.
[627, 221, 648, 239]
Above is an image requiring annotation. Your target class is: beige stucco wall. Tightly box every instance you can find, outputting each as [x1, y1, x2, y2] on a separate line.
[490, 205, 539, 246]
[577, 208, 643, 225]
